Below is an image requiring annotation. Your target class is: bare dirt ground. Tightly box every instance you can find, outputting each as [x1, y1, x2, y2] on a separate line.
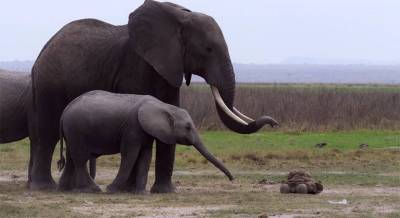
[0, 168, 399, 218]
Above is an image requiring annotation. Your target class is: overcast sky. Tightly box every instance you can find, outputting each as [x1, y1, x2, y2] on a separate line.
[1, 0, 399, 64]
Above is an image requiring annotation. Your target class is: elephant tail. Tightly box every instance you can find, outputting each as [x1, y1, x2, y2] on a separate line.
[57, 115, 66, 172]
[89, 158, 96, 180]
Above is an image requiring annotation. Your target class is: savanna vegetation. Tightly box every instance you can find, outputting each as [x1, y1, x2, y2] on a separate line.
[0, 84, 399, 217]
[181, 83, 400, 131]
[0, 130, 399, 217]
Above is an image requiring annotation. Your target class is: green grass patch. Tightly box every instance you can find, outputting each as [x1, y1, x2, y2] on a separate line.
[197, 130, 400, 151]
[1, 130, 399, 172]
[175, 130, 400, 171]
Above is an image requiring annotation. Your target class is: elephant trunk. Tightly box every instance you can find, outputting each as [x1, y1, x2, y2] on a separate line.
[192, 134, 234, 181]
[209, 63, 278, 134]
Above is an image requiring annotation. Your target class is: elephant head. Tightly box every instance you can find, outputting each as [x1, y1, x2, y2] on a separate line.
[138, 99, 234, 181]
[129, 0, 278, 134]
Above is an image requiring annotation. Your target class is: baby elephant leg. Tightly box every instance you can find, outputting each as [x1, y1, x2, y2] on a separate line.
[58, 151, 75, 191]
[73, 164, 101, 193]
[71, 154, 101, 193]
[88, 158, 96, 180]
[131, 143, 153, 194]
[107, 139, 141, 193]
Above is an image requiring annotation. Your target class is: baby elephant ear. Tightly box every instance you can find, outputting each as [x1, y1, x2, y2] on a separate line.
[138, 100, 176, 145]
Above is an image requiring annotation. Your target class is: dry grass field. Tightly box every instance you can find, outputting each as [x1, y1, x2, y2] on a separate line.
[0, 84, 399, 217]
[0, 130, 399, 217]
[181, 83, 400, 131]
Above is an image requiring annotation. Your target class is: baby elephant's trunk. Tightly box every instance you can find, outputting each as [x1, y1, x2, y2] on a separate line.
[192, 135, 234, 181]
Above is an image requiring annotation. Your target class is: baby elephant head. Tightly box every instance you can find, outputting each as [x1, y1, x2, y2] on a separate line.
[138, 99, 234, 181]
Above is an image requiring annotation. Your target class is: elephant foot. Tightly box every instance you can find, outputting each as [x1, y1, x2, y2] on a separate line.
[26, 180, 31, 189]
[57, 180, 73, 192]
[106, 184, 130, 193]
[28, 178, 57, 191]
[57, 185, 72, 192]
[150, 182, 176, 194]
[73, 185, 101, 193]
[130, 188, 149, 195]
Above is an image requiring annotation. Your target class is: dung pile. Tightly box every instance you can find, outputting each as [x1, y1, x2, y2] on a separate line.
[280, 170, 323, 194]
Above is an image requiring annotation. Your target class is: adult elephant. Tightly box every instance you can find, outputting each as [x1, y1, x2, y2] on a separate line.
[0, 71, 31, 143]
[0, 71, 97, 182]
[0, 71, 35, 184]
[30, 0, 278, 191]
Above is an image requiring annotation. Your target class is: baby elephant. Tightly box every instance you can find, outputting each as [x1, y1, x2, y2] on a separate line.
[57, 90, 233, 193]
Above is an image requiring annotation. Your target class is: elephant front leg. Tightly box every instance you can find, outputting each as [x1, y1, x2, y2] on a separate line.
[151, 81, 179, 193]
[151, 140, 176, 193]
[130, 142, 153, 194]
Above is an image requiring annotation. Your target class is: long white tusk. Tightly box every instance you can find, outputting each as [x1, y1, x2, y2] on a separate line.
[210, 86, 248, 126]
[233, 107, 255, 123]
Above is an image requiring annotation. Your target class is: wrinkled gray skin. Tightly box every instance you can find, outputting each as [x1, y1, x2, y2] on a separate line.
[30, 0, 277, 191]
[57, 90, 233, 193]
[0, 72, 36, 184]
[0, 72, 97, 181]
[0, 71, 31, 144]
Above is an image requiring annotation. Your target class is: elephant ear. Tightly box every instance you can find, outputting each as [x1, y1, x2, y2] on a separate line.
[138, 100, 176, 145]
[128, 0, 190, 88]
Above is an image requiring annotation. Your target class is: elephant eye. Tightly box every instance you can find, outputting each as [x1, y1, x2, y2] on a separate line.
[185, 124, 191, 131]
[206, 47, 213, 53]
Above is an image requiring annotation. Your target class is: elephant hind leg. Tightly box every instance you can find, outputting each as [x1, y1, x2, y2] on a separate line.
[58, 151, 75, 191]
[71, 154, 100, 193]
[29, 132, 59, 190]
[29, 95, 65, 190]
[73, 165, 101, 193]
[88, 158, 96, 180]
[27, 133, 37, 188]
